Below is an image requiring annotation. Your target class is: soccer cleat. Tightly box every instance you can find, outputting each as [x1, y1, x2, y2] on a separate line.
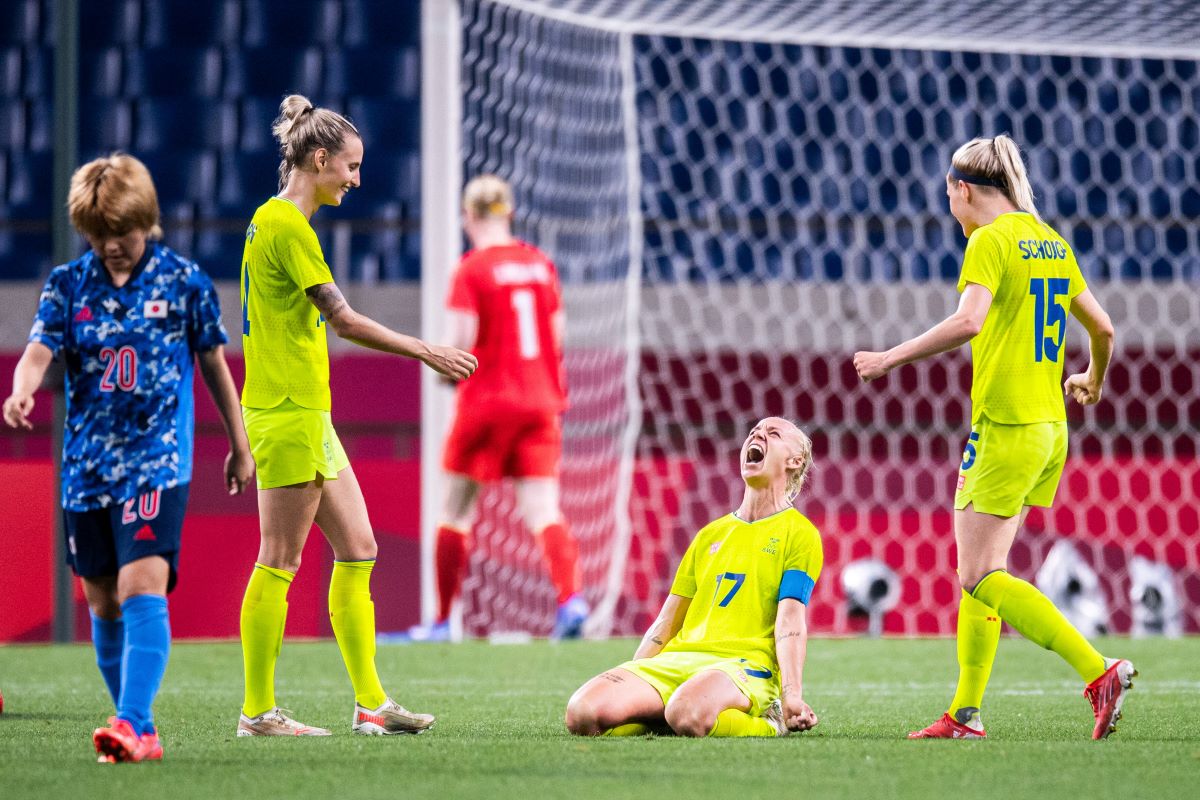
[93, 717, 142, 762]
[136, 732, 163, 761]
[236, 707, 332, 736]
[1084, 658, 1136, 740]
[352, 698, 436, 735]
[907, 712, 986, 739]
[762, 699, 791, 737]
[552, 594, 590, 640]
[378, 620, 451, 644]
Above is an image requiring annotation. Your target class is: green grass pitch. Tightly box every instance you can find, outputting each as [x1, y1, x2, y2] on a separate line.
[1, 636, 1197, 799]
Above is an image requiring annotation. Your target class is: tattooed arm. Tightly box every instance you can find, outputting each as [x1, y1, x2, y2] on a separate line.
[305, 282, 477, 380]
[632, 593, 691, 660]
[775, 598, 818, 731]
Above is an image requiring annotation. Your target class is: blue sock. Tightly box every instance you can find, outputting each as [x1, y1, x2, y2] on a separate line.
[117, 594, 170, 737]
[91, 613, 124, 708]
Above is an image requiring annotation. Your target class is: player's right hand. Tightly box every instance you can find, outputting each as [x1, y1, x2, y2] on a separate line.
[423, 344, 478, 381]
[1064, 372, 1102, 406]
[2, 393, 34, 431]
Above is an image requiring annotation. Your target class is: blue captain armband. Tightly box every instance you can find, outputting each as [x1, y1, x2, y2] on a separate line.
[778, 570, 815, 604]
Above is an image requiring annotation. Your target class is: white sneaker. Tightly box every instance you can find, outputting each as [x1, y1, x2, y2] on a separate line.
[352, 698, 436, 735]
[237, 707, 332, 736]
[763, 699, 791, 737]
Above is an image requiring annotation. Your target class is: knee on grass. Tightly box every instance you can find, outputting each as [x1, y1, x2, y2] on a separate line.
[664, 701, 716, 738]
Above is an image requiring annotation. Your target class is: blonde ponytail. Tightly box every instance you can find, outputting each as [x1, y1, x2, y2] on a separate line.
[462, 174, 514, 219]
[272, 94, 359, 191]
[950, 134, 1044, 224]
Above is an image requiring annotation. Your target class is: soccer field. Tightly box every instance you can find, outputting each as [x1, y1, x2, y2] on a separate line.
[1, 637, 1196, 799]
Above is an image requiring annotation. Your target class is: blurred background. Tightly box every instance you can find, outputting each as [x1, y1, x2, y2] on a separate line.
[1, 0, 1197, 644]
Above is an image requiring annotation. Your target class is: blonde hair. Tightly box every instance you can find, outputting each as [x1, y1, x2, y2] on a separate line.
[462, 174, 513, 219]
[67, 154, 162, 240]
[272, 94, 359, 191]
[785, 420, 815, 501]
[950, 134, 1043, 224]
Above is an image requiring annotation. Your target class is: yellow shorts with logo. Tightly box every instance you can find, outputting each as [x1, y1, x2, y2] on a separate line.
[242, 399, 350, 490]
[954, 417, 1068, 517]
[617, 650, 779, 716]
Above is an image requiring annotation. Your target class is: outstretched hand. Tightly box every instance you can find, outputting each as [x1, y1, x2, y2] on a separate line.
[2, 393, 35, 430]
[1064, 372, 1102, 405]
[424, 344, 478, 382]
[853, 351, 891, 382]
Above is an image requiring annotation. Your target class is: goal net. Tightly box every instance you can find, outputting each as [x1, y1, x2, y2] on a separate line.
[430, 0, 1200, 637]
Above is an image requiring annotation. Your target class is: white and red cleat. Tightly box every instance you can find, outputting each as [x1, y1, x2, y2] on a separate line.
[352, 698, 435, 735]
[136, 732, 163, 761]
[93, 717, 142, 762]
[907, 712, 986, 739]
[1085, 658, 1137, 740]
[237, 707, 332, 736]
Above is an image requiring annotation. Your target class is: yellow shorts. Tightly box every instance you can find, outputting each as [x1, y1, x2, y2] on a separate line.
[242, 399, 350, 490]
[954, 417, 1068, 517]
[617, 650, 779, 716]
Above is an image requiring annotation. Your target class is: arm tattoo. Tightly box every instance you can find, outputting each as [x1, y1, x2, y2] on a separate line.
[650, 636, 664, 645]
[305, 282, 349, 322]
[777, 631, 805, 640]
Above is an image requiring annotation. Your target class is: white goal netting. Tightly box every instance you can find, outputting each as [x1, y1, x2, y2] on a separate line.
[439, 0, 1200, 637]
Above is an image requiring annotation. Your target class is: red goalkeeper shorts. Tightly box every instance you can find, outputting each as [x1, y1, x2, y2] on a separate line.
[442, 405, 561, 482]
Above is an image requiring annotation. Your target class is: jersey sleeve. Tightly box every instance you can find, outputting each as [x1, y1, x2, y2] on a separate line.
[28, 267, 69, 356]
[668, 534, 700, 599]
[1068, 252, 1089, 299]
[446, 262, 477, 314]
[274, 219, 334, 291]
[957, 225, 1006, 295]
[778, 521, 824, 605]
[187, 266, 230, 352]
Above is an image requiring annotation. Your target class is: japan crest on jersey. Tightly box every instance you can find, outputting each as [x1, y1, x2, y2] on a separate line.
[144, 299, 168, 318]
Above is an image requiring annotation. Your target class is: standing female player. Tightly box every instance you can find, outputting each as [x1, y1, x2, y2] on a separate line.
[3, 154, 254, 762]
[565, 418, 822, 738]
[407, 175, 584, 642]
[236, 95, 476, 736]
[853, 135, 1131, 740]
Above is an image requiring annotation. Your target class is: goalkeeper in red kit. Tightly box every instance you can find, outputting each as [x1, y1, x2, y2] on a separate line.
[405, 175, 585, 641]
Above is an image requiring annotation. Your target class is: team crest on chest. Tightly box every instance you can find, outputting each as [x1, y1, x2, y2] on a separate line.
[144, 299, 169, 318]
[762, 537, 780, 555]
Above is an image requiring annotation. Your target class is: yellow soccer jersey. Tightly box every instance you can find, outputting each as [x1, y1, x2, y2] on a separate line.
[240, 197, 335, 410]
[663, 507, 823, 671]
[957, 211, 1087, 425]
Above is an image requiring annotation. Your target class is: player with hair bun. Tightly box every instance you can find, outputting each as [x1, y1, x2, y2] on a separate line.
[565, 417, 822, 738]
[404, 174, 585, 642]
[3, 153, 253, 762]
[854, 134, 1132, 740]
[235, 95, 476, 737]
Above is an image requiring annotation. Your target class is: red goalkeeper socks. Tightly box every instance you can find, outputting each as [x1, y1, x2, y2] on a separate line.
[538, 522, 580, 604]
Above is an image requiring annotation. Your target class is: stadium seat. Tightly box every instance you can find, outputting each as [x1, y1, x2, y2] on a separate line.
[346, 150, 418, 217]
[125, 48, 223, 97]
[193, 227, 248, 279]
[325, 47, 420, 98]
[134, 98, 238, 151]
[79, 97, 134, 154]
[223, 47, 324, 98]
[25, 96, 50, 152]
[21, 46, 50, 97]
[136, 151, 218, 219]
[240, 0, 341, 47]
[215, 152, 281, 219]
[0, 228, 53, 278]
[0, 0, 42, 47]
[80, 0, 141, 48]
[346, 98, 420, 150]
[0, 101, 27, 151]
[341, 0, 420, 47]
[80, 47, 124, 98]
[238, 96, 286, 153]
[0, 48, 23, 98]
[141, 1, 240, 48]
[5, 151, 52, 220]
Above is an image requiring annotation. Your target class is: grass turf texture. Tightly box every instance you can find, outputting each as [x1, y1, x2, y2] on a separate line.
[1, 637, 1197, 799]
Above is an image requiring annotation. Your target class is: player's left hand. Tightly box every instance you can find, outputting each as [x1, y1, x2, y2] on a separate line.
[782, 695, 819, 732]
[224, 448, 255, 495]
[853, 350, 891, 382]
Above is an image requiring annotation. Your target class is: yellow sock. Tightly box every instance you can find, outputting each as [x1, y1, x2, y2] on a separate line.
[240, 563, 294, 718]
[329, 560, 387, 709]
[972, 570, 1105, 683]
[709, 709, 775, 737]
[602, 723, 652, 736]
[949, 589, 1001, 717]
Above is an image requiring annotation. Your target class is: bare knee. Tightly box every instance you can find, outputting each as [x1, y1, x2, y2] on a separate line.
[664, 700, 715, 738]
[564, 691, 603, 736]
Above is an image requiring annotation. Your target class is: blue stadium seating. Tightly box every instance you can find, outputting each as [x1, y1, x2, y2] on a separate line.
[215, 152, 282, 219]
[140, 1, 241, 48]
[223, 47, 324, 98]
[134, 98, 238, 151]
[80, 97, 134, 155]
[0, 0, 43, 48]
[326, 48, 420, 98]
[238, 96, 286, 153]
[5, 151, 53, 220]
[80, 47, 124, 98]
[347, 98, 420, 150]
[240, 0, 342, 47]
[0, 101, 28, 151]
[341, 0, 420, 47]
[80, 0, 141, 49]
[21, 46, 50, 98]
[347, 150, 418, 217]
[125, 47, 223, 96]
[137, 150, 218, 219]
